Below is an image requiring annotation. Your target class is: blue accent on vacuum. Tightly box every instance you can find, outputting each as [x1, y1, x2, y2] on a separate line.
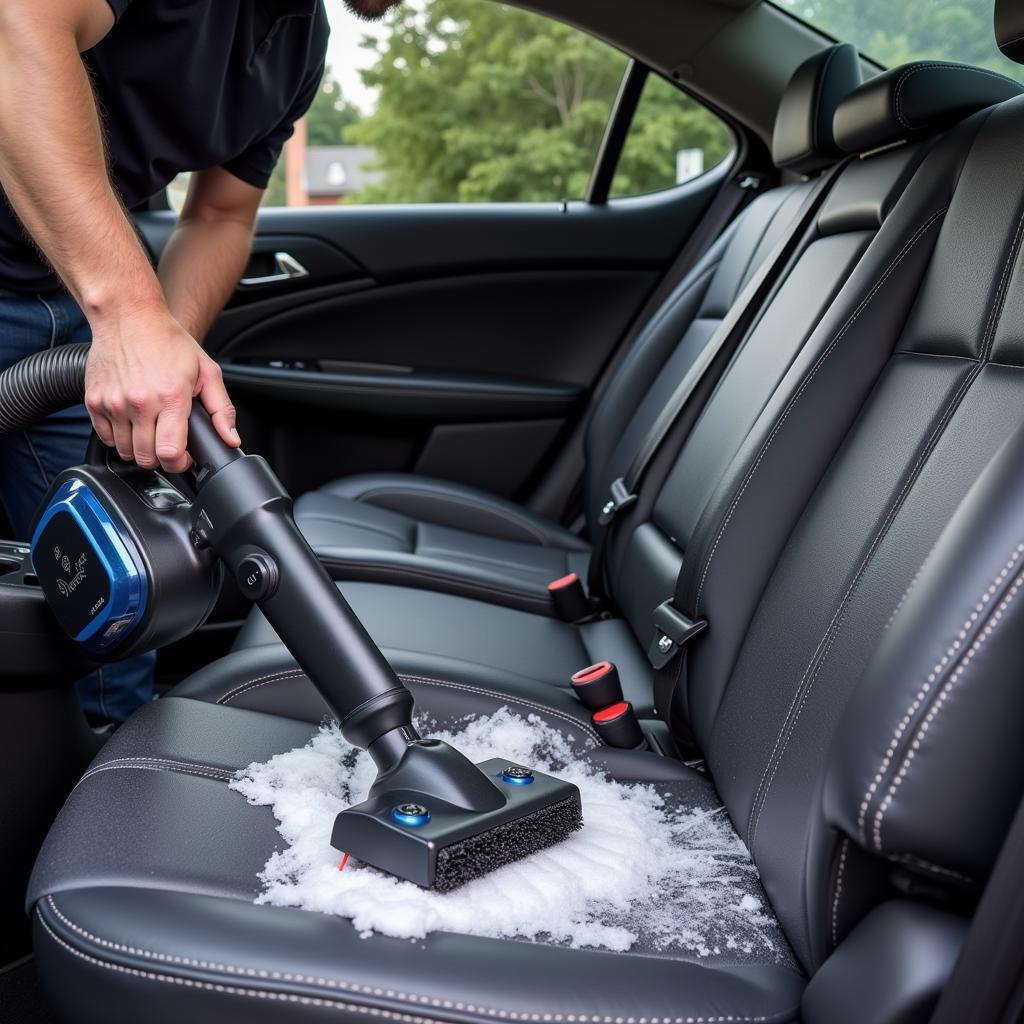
[30, 479, 147, 653]
[500, 766, 535, 785]
[391, 803, 432, 827]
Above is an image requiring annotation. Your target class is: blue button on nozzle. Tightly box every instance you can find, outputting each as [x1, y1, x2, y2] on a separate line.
[500, 766, 535, 785]
[391, 803, 431, 827]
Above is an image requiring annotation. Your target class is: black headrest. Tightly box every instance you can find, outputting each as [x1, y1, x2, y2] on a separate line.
[996, 0, 1024, 63]
[834, 61, 1022, 155]
[772, 43, 862, 174]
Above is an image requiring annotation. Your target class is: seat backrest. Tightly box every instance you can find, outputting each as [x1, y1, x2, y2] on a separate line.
[581, 43, 863, 531]
[675, 74, 1024, 972]
[608, 138, 931, 641]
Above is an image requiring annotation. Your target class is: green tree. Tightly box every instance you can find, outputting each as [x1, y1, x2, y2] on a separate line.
[348, 0, 731, 203]
[776, 0, 1024, 81]
[613, 75, 732, 197]
[306, 67, 364, 146]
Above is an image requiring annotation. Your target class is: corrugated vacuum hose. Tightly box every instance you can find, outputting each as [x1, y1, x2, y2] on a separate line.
[0, 342, 89, 436]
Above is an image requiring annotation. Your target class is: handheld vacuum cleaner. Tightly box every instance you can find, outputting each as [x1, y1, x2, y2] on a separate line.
[0, 343, 582, 891]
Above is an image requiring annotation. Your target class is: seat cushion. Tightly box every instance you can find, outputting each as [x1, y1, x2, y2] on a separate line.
[233, 581, 656, 714]
[29, 696, 805, 1024]
[296, 474, 591, 615]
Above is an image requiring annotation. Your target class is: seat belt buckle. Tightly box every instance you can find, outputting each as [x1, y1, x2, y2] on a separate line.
[649, 600, 708, 670]
[547, 573, 591, 622]
[598, 477, 638, 526]
[592, 701, 648, 750]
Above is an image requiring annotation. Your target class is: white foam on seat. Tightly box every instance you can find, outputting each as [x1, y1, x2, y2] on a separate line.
[230, 710, 782, 957]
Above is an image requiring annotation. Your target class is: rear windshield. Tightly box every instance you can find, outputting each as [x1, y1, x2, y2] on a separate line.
[774, 0, 1024, 83]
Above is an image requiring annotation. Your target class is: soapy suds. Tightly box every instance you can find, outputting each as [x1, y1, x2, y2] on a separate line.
[231, 710, 784, 959]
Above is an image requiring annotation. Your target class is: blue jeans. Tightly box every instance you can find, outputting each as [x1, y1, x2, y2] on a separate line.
[0, 288, 156, 721]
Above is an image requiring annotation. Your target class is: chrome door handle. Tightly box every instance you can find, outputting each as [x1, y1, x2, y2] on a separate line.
[239, 252, 309, 288]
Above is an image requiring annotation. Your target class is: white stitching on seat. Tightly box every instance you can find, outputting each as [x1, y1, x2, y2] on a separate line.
[857, 544, 1024, 846]
[215, 669, 308, 706]
[76, 757, 235, 789]
[40, 899, 776, 1024]
[694, 208, 947, 612]
[830, 837, 849, 948]
[734, 190, 1020, 851]
[873, 564, 1024, 852]
[746, 351, 981, 850]
[861, 198, 1024, 851]
[213, 668, 602, 747]
[977, 192, 1024, 365]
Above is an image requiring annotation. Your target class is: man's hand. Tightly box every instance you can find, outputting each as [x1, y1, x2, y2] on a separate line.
[85, 309, 238, 474]
[0, 0, 248, 474]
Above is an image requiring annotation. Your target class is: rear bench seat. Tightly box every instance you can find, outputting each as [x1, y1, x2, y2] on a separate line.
[225, 61, 1002, 718]
[28, 46, 1024, 1024]
[285, 44, 864, 618]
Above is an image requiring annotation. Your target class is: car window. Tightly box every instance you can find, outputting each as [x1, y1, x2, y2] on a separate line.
[609, 73, 733, 199]
[775, 0, 1024, 82]
[283, 0, 628, 206]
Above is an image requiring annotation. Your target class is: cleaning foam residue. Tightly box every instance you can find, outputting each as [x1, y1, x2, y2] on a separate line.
[230, 709, 783, 959]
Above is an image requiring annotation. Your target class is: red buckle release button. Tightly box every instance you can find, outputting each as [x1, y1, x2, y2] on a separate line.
[592, 700, 646, 750]
[548, 573, 578, 592]
[572, 661, 612, 684]
[547, 572, 590, 622]
[593, 701, 629, 724]
[570, 661, 623, 710]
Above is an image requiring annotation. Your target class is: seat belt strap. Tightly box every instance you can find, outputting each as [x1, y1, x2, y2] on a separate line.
[587, 159, 848, 607]
[649, 597, 708, 725]
[534, 169, 767, 545]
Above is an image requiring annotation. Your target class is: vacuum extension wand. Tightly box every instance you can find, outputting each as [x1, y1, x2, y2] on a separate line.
[186, 408, 418, 769]
[185, 408, 583, 889]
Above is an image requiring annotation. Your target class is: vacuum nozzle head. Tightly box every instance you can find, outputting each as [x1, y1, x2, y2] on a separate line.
[332, 755, 582, 891]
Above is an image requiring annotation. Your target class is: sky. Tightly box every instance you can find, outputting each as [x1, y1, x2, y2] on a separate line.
[323, 3, 391, 113]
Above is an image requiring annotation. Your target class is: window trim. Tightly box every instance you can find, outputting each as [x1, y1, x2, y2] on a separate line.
[588, 61, 741, 206]
[586, 59, 650, 205]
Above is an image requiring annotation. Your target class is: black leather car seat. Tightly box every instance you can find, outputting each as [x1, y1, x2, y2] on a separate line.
[27, 46, 1024, 1024]
[284, 44, 864, 619]
[228, 62, 1010, 718]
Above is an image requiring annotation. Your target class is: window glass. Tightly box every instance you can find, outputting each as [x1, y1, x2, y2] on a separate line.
[610, 74, 733, 199]
[774, 0, 1024, 82]
[254, 0, 628, 207]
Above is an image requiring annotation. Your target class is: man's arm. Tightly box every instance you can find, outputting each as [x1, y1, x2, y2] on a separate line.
[158, 168, 263, 342]
[0, 0, 239, 473]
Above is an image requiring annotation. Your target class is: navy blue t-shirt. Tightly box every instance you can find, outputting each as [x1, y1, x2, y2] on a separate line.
[0, 0, 329, 292]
